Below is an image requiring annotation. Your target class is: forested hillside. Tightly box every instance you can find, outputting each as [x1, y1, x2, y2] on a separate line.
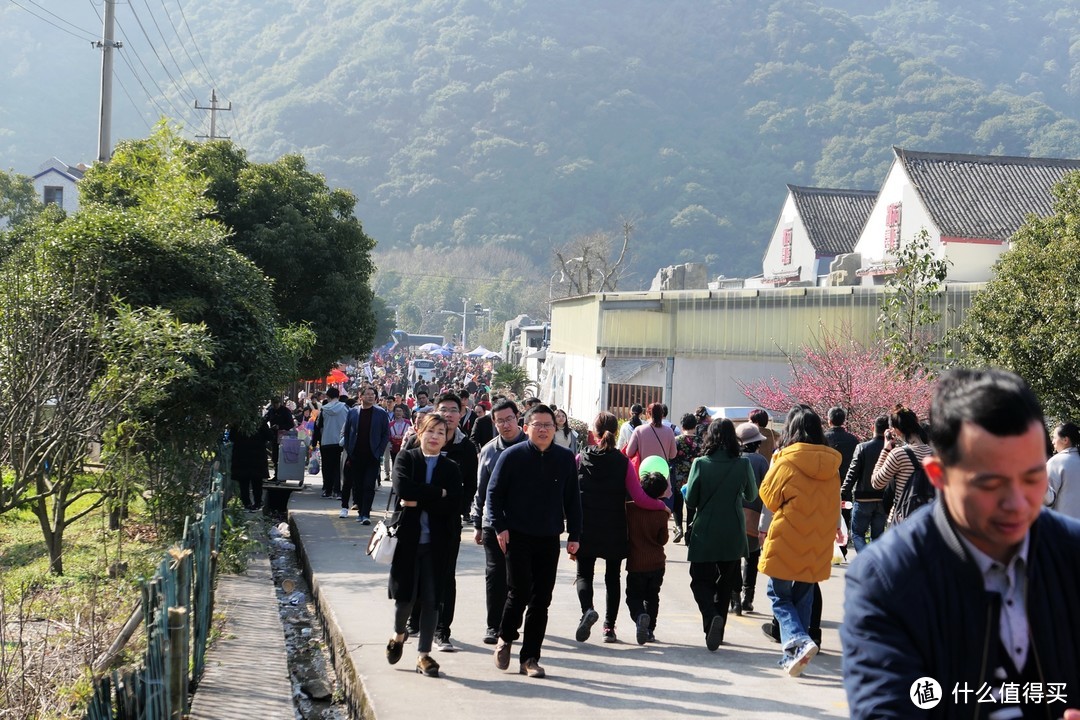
[3, 0, 1080, 285]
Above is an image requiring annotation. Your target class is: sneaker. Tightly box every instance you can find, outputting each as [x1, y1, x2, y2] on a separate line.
[405, 624, 418, 638]
[672, 527, 683, 544]
[635, 613, 650, 646]
[338, 508, 349, 518]
[416, 655, 440, 677]
[386, 637, 404, 665]
[730, 597, 742, 616]
[482, 627, 498, 645]
[359, 517, 371, 525]
[519, 658, 545, 678]
[602, 626, 617, 643]
[575, 608, 599, 642]
[333, 492, 341, 499]
[742, 599, 754, 614]
[435, 633, 456, 652]
[706, 616, 725, 651]
[494, 638, 512, 670]
[762, 621, 780, 643]
[320, 491, 332, 498]
[783, 640, 818, 677]
[646, 630, 657, 643]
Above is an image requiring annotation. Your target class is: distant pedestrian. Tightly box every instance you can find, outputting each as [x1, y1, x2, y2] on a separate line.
[1047, 421, 1080, 520]
[840, 416, 889, 552]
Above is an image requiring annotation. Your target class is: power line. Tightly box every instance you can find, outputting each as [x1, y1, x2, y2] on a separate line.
[87, 0, 196, 127]
[23, 0, 98, 40]
[136, 0, 200, 102]
[113, 71, 156, 133]
[173, 0, 218, 89]
[125, 0, 198, 107]
[157, 0, 213, 90]
[7, 0, 97, 42]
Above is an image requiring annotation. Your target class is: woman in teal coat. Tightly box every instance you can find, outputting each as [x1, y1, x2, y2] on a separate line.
[684, 418, 757, 651]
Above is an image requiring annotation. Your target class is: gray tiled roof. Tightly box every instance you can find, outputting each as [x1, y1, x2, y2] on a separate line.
[895, 147, 1080, 240]
[787, 185, 877, 255]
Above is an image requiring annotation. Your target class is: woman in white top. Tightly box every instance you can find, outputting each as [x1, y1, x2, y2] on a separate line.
[1046, 422, 1080, 520]
[870, 404, 933, 525]
[552, 408, 579, 454]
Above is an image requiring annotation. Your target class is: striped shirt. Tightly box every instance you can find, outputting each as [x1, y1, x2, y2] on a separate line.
[871, 441, 933, 524]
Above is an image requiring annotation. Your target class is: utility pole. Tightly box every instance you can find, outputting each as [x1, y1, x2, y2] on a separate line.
[195, 89, 232, 140]
[95, 0, 121, 163]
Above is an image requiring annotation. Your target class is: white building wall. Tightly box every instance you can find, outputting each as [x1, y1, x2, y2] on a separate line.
[32, 167, 80, 215]
[671, 356, 792, 418]
[762, 193, 818, 284]
[853, 162, 940, 274]
[545, 352, 605, 423]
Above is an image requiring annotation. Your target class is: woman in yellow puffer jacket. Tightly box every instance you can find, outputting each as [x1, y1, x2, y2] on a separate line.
[758, 405, 842, 678]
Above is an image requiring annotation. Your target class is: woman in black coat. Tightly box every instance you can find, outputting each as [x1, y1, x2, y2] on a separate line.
[384, 413, 463, 678]
[574, 412, 670, 643]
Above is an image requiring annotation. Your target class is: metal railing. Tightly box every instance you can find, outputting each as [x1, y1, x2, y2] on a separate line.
[83, 469, 224, 720]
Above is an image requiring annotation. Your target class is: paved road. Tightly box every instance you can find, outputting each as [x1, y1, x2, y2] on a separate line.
[289, 482, 851, 720]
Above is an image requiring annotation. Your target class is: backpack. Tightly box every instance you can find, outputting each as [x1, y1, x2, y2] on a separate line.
[891, 447, 935, 523]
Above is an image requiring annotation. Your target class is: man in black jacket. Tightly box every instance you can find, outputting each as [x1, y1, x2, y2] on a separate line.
[825, 407, 860, 560]
[842, 368, 1080, 719]
[841, 415, 888, 553]
[487, 404, 581, 679]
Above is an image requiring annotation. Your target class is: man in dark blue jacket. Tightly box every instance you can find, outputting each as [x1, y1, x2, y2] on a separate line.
[342, 385, 390, 524]
[487, 404, 582, 679]
[842, 368, 1080, 719]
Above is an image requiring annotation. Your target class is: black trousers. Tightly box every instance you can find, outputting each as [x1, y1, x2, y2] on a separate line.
[236, 475, 263, 510]
[320, 444, 342, 495]
[410, 534, 461, 637]
[732, 547, 760, 603]
[394, 544, 438, 653]
[625, 568, 664, 631]
[689, 559, 741, 635]
[342, 455, 379, 515]
[574, 554, 622, 627]
[482, 527, 508, 631]
[498, 531, 559, 663]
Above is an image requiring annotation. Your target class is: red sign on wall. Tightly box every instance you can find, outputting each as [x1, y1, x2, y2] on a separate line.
[885, 202, 902, 251]
[781, 227, 793, 265]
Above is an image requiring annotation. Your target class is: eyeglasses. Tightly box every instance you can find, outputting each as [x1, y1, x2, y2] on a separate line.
[529, 423, 555, 430]
[494, 416, 517, 426]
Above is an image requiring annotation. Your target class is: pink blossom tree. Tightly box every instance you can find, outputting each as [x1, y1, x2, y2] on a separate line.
[739, 326, 936, 439]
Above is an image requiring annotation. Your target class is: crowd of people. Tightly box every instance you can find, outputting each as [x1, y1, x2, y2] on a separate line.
[235, 361, 1080, 716]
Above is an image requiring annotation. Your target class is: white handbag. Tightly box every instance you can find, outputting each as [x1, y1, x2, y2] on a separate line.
[367, 519, 398, 565]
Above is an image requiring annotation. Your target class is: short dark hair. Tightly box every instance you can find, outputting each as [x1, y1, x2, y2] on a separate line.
[435, 391, 462, 410]
[524, 397, 541, 407]
[680, 413, 698, 431]
[929, 368, 1046, 467]
[828, 406, 846, 427]
[492, 398, 519, 416]
[523, 403, 555, 425]
[874, 415, 889, 436]
[326, 387, 340, 399]
[640, 471, 667, 500]
[780, 405, 826, 448]
[749, 408, 770, 427]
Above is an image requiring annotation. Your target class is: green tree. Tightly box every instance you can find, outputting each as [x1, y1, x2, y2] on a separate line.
[0, 169, 43, 228]
[879, 228, 952, 378]
[186, 142, 377, 377]
[75, 126, 311, 432]
[958, 171, 1080, 421]
[0, 242, 210, 574]
[492, 363, 529, 398]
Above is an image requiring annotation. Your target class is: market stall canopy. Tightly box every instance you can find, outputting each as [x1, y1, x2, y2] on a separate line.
[325, 368, 348, 384]
[417, 342, 442, 352]
[466, 346, 491, 357]
[482, 351, 503, 360]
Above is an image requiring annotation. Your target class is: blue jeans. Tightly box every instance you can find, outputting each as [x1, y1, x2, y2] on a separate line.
[851, 501, 887, 553]
[767, 578, 814, 654]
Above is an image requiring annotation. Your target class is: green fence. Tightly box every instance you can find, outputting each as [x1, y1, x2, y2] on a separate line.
[83, 467, 225, 720]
